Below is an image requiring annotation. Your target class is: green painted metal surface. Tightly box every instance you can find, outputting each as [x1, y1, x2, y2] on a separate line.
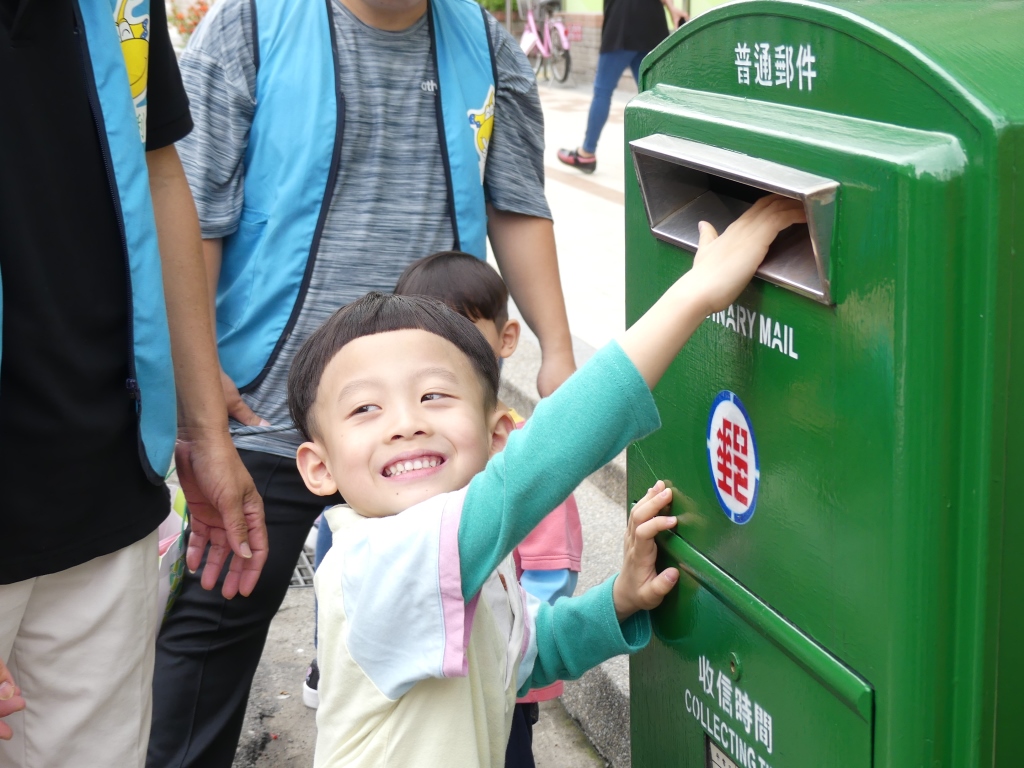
[624, 2, 1023, 767]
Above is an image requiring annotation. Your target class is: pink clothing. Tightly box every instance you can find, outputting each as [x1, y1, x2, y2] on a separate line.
[515, 494, 583, 572]
[510, 412, 583, 702]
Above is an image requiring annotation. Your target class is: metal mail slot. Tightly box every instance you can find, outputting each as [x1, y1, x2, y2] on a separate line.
[631, 134, 838, 305]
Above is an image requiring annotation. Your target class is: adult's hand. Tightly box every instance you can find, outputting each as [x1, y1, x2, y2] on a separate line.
[0, 659, 25, 741]
[221, 370, 270, 427]
[661, 0, 687, 27]
[536, 347, 576, 398]
[176, 431, 269, 599]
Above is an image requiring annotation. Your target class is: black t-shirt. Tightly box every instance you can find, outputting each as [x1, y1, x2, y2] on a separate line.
[600, 0, 670, 54]
[0, 0, 193, 583]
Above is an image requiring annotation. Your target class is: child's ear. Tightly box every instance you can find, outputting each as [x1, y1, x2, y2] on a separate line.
[498, 318, 520, 359]
[488, 409, 516, 456]
[295, 441, 339, 497]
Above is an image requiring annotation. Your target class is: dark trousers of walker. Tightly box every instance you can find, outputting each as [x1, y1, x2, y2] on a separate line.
[146, 449, 339, 768]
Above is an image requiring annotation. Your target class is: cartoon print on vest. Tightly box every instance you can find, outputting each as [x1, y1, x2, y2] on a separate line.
[116, 0, 150, 142]
[467, 85, 495, 182]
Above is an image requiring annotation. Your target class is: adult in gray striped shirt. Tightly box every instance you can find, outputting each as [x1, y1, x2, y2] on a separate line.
[148, 0, 575, 764]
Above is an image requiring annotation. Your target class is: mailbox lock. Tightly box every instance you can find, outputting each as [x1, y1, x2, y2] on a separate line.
[728, 652, 742, 682]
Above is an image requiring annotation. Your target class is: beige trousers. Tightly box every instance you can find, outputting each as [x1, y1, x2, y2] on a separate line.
[0, 530, 159, 768]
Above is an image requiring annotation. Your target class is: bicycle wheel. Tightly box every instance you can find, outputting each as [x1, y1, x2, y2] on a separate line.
[527, 48, 544, 76]
[549, 32, 571, 83]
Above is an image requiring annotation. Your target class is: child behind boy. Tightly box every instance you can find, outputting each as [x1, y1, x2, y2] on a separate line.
[288, 196, 804, 767]
[394, 252, 583, 767]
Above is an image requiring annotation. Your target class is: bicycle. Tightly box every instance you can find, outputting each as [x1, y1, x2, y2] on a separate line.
[518, 0, 571, 83]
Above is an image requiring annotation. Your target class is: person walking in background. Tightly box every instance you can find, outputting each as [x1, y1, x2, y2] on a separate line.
[557, 0, 685, 174]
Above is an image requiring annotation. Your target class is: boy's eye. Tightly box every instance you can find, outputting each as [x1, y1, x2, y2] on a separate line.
[352, 404, 380, 415]
[422, 392, 446, 402]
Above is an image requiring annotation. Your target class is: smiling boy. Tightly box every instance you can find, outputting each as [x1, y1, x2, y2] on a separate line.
[288, 196, 805, 767]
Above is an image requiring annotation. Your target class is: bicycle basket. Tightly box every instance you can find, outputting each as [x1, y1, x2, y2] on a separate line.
[517, 0, 562, 16]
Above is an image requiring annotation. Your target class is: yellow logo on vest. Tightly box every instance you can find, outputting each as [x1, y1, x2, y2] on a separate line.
[115, 0, 150, 143]
[467, 86, 495, 183]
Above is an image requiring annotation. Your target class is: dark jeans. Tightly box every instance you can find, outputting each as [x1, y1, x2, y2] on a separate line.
[505, 702, 540, 768]
[582, 49, 647, 154]
[147, 449, 339, 768]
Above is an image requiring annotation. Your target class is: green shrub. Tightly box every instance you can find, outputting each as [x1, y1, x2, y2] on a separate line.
[477, 0, 510, 15]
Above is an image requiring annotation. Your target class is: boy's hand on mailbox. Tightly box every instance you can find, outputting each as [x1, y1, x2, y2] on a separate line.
[613, 480, 681, 621]
[690, 195, 806, 314]
[617, 195, 805, 391]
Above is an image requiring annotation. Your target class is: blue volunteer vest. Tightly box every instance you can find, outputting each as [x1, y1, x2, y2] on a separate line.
[216, 0, 497, 390]
[69, 0, 177, 480]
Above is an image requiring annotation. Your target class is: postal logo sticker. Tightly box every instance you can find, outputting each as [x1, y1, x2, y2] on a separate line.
[707, 391, 760, 524]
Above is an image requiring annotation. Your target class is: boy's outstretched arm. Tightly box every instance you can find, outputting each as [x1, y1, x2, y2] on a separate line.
[619, 196, 806, 389]
[458, 197, 803, 600]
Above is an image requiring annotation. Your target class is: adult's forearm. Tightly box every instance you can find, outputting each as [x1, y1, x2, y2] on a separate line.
[487, 207, 574, 360]
[202, 238, 223, 345]
[199, 235, 267, 426]
[147, 144, 228, 432]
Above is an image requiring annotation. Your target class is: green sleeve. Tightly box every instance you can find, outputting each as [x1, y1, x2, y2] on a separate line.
[458, 341, 661, 599]
[518, 577, 652, 695]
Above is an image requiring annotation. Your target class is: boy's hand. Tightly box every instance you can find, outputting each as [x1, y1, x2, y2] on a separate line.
[618, 195, 806, 390]
[688, 195, 807, 315]
[0, 659, 26, 740]
[613, 481, 681, 621]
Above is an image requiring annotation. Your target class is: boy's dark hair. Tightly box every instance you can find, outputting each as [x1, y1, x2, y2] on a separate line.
[288, 292, 501, 442]
[394, 251, 509, 327]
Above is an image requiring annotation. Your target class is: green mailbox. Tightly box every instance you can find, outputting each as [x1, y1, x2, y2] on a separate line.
[624, 2, 1023, 767]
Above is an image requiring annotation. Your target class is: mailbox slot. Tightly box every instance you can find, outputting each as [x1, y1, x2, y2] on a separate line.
[631, 134, 839, 305]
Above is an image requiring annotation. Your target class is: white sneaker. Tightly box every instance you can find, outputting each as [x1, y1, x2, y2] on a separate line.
[303, 659, 320, 709]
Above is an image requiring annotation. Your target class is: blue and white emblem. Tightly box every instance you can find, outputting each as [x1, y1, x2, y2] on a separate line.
[706, 391, 759, 524]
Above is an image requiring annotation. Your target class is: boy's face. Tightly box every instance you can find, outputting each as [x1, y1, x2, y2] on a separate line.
[296, 329, 505, 517]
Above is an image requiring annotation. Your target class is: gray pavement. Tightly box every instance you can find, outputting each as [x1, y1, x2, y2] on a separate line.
[232, 82, 637, 768]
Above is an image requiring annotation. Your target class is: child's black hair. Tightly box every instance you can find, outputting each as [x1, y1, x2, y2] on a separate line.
[394, 251, 509, 327]
[288, 292, 501, 442]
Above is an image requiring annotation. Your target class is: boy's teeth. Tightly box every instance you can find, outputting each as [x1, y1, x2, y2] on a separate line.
[386, 457, 441, 476]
